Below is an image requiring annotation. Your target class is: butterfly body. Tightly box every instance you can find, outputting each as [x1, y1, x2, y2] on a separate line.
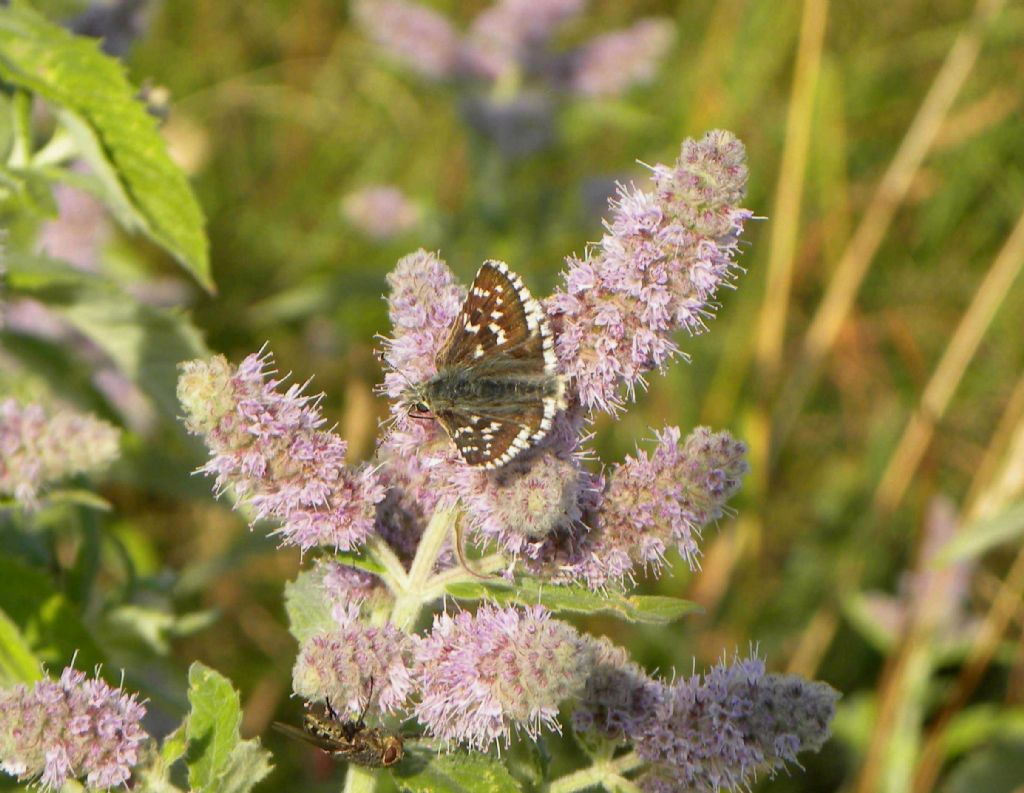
[404, 260, 566, 469]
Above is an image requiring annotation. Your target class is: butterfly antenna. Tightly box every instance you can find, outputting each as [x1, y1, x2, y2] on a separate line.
[453, 511, 491, 581]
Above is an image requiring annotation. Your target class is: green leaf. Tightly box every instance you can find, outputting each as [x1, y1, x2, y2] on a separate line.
[0, 1, 212, 290]
[937, 500, 1024, 563]
[0, 607, 41, 685]
[0, 555, 103, 669]
[941, 742, 1024, 793]
[43, 488, 113, 511]
[941, 705, 1024, 759]
[5, 254, 208, 417]
[161, 723, 189, 767]
[393, 748, 522, 793]
[283, 567, 336, 644]
[185, 662, 272, 793]
[445, 578, 701, 625]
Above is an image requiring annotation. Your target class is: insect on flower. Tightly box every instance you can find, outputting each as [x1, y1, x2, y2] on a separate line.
[402, 260, 566, 469]
[273, 694, 404, 768]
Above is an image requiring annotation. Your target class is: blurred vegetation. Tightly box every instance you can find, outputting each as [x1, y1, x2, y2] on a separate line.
[3, 0, 1024, 791]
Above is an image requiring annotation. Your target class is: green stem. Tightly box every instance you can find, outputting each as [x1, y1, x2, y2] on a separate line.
[343, 764, 377, 793]
[388, 505, 460, 631]
[546, 752, 645, 793]
[9, 90, 32, 168]
[364, 535, 409, 594]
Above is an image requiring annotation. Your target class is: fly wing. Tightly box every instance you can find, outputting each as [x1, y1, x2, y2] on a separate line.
[272, 722, 350, 753]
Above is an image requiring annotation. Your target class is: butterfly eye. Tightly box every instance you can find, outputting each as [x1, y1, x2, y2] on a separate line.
[413, 402, 429, 414]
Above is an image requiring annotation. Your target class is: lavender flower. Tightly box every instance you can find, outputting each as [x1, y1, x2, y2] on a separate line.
[569, 18, 674, 98]
[177, 350, 385, 552]
[528, 426, 747, 589]
[0, 666, 147, 790]
[451, 450, 588, 556]
[634, 653, 838, 793]
[414, 604, 595, 748]
[293, 603, 414, 715]
[317, 560, 389, 610]
[461, 0, 587, 80]
[341, 185, 421, 240]
[353, 0, 461, 80]
[0, 399, 120, 507]
[572, 636, 661, 743]
[36, 177, 111, 271]
[380, 248, 465, 406]
[548, 130, 751, 414]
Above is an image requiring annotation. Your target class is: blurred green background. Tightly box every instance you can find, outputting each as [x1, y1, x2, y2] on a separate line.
[12, 0, 1024, 791]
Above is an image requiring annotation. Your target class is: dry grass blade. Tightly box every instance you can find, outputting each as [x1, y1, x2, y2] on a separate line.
[873, 208, 1024, 515]
[755, 0, 829, 384]
[773, 0, 1007, 450]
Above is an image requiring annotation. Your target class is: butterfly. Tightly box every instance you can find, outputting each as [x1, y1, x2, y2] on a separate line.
[273, 699, 404, 768]
[403, 260, 566, 469]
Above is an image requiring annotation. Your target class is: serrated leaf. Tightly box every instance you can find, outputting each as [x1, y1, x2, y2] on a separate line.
[5, 254, 208, 417]
[0, 1, 212, 289]
[0, 607, 41, 685]
[937, 500, 1024, 563]
[445, 578, 700, 625]
[393, 748, 522, 793]
[184, 663, 272, 793]
[284, 567, 335, 644]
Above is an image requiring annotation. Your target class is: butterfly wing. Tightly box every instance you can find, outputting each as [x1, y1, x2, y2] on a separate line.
[435, 403, 546, 468]
[436, 260, 547, 369]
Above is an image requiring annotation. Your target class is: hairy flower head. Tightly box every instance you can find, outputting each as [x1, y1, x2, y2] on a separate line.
[414, 604, 595, 749]
[0, 399, 120, 507]
[354, 0, 461, 79]
[549, 130, 751, 414]
[292, 603, 414, 716]
[342, 185, 421, 240]
[0, 666, 147, 790]
[573, 636, 661, 743]
[635, 654, 838, 793]
[177, 351, 385, 552]
[569, 18, 674, 98]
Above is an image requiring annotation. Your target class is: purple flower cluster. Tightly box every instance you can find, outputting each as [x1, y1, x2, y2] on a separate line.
[177, 351, 385, 552]
[0, 666, 147, 790]
[355, 0, 673, 99]
[341, 185, 421, 240]
[569, 19, 675, 98]
[549, 130, 752, 414]
[293, 603, 414, 715]
[414, 604, 594, 749]
[633, 654, 838, 792]
[0, 399, 120, 507]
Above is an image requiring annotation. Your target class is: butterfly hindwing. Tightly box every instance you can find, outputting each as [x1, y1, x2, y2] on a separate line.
[435, 403, 546, 468]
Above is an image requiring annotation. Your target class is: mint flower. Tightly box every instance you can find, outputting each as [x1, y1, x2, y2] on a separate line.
[526, 426, 747, 589]
[353, 0, 460, 80]
[573, 636, 661, 742]
[635, 654, 838, 793]
[450, 450, 589, 555]
[0, 666, 147, 790]
[549, 130, 751, 414]
[461, 0, 586, 80]
[0, 399, 120, 507]
[569, 18, 675, 98]
[317, 560, 389, 610]
[414, 604, 595, 749]
[292, 603, 414, 716]
[177, 351, 385, 552]
[341, 185, 421, 240]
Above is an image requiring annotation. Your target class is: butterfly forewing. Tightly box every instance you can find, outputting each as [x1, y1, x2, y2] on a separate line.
[437, 261, 541, 368]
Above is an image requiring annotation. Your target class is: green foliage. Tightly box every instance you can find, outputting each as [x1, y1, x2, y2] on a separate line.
[185, 663, 272, 793]
[392, 748, 523, 793]
[446, 578, 700, 625]
[0, 0, 211, 289]
[283, 567, 335, 644]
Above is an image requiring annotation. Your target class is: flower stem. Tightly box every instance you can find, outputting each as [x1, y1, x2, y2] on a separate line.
[546, 752, 645, 793]
[389, 504, 460, 631]
[343, 765, 377, 793]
